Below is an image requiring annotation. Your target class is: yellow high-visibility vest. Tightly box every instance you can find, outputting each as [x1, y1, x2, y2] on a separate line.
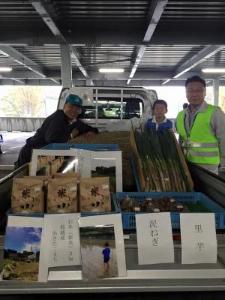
[176, 104, 220, 165]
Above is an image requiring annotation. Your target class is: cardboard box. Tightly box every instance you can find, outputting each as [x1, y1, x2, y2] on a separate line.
[80, 177, 111, 212]
[47, 178, 78, 213]
[11, 178, 44, 213]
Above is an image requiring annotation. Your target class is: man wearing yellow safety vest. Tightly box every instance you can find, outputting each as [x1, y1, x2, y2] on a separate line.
[176, 75, 225, 174]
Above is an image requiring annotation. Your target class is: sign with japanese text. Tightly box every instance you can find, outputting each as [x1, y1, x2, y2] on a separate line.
[136, 212, 174, 265]
[39, 214, 80, 282]
[180, 213, 217, 264]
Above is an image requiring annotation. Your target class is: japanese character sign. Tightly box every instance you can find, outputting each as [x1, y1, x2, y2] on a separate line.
[136, 212, 174, 265]
[180, 213, 217, 264]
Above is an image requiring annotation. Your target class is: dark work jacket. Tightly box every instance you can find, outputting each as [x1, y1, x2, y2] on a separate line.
[16, 110, 98, 167]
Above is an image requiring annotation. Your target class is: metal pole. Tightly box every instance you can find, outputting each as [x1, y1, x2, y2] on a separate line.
[60, 44, 72, 88]
[213, 78, 220, 106]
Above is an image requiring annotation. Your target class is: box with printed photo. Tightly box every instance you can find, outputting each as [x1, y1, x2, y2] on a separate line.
[91, 151, 122, 192]
[2, 226, 42, 281]
[30, 149, 79, 176]
[80, 226, 118, 279]
[91, 159, 116, 193]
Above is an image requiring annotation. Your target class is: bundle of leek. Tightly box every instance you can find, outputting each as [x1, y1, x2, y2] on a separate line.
[134, 127, 192, 192]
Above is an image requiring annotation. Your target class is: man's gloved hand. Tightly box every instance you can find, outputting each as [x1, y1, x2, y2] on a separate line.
[70, 128, 79, 139]
[82, 131, 97, 141]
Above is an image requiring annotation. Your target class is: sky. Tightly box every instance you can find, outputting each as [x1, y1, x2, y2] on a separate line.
[4, 226, 42, 253]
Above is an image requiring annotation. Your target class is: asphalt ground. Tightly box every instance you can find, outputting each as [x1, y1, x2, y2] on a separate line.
[0, 131, 34, 178]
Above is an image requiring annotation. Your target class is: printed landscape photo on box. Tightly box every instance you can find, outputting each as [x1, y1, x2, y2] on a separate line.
[36, 155, 78, 176]
[2, 226, 42, 281]
[30, 149, 79, 176]
[91, 158, 116, 193]
[80, 225, 118, 280]
[90, 151, 122, 192]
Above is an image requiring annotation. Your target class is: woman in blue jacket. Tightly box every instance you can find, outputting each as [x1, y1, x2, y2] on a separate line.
[146, 99, 173, 131]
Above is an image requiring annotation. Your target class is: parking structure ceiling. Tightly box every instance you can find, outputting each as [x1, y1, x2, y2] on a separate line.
[0, 0, 225, 86]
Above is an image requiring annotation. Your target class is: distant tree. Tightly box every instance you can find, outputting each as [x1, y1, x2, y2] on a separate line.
[1, 86, 45, 117]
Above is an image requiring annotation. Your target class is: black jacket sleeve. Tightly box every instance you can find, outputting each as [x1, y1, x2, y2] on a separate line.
[70, 119, 99, 135]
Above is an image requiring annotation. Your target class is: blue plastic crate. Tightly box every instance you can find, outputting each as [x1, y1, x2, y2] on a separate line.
[42, 143, 119, 151]
[114, 192, 225, 230]
[7, 211, 44, 217]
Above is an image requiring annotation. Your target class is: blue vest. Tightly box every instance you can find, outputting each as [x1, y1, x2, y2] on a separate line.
[146, 118, 173, 131]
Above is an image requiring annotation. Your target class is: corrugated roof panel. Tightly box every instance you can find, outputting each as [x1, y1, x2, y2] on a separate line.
[75, 45, 134, 71]
[57, 1, 149, 19]
[162, 1, 225, 19]
[139, 45, 204, 71]
[0, 0, 41, 20]
[13, 45, 61, 68]
[196, 48, 225, 69]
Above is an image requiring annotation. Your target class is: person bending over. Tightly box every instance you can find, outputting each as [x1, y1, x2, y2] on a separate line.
[16, 94, 98, 167]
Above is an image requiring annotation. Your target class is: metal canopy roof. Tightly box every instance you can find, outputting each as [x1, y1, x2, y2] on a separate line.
[0, 0, 225, 86]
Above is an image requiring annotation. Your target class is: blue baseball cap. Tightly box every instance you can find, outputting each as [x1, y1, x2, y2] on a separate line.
[65, 94, 83, 107]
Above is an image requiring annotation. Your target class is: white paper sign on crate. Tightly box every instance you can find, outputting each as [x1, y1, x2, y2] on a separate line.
[180, 213, 217, 264]
[136, 212, 174, 265]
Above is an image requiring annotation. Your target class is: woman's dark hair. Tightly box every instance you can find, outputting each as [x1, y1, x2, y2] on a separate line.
[153, 99, 168, 110]
[104, 242, 109, 247]
[185, 76, 206, 87]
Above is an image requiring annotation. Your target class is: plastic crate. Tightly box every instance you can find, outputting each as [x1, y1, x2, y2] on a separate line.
[42, 143, 119, 151]
[114, 192, 225, 229]
[7, 211, 44, 217]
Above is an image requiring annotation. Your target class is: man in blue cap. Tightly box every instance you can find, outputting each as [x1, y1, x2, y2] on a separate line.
[16, 94, 98, 167]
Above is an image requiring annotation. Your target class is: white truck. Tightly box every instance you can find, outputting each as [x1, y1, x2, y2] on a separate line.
[58, 86, 158, 131]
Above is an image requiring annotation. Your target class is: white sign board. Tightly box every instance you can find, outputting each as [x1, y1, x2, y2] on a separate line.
[39, 213, 80, 282]
[180, 213, 217, 264]
[136, 212, 174, 265]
